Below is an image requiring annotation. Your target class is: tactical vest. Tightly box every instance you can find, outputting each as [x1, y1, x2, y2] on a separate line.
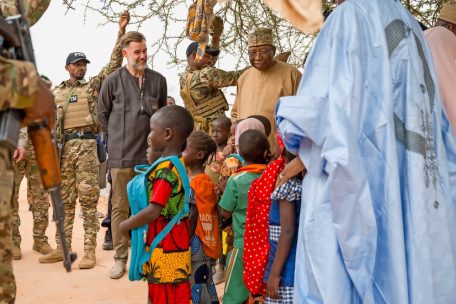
[55, 84, 94, 130]
[180, 72, 228, 120]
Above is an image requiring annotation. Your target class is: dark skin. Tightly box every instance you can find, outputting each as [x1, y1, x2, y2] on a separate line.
[276, 157, 306, 188]
[223, 120, 241, 156]
[182, 138, 206, 236]
[146, 132, 162, 164]
[266, 199, 296, 299]
[248, 44, 276, 72]
[211, 120, 230, 152]
[65, 60, 88, 84]
[187, 51, 213, 71]
[119, 115, 185, 234]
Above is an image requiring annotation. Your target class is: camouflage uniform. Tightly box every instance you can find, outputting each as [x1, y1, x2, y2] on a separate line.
[179, 66, 245, 132]
[11, 135, 50, 250]
[0, 1, 50, 301]
[41, 31, 124, 262]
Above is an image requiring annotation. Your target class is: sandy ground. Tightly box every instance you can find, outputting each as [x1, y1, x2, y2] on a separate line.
[13, 179, 225, 303]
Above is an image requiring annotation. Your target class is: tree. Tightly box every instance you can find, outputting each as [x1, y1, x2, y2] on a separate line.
[63, 0, 447, 69]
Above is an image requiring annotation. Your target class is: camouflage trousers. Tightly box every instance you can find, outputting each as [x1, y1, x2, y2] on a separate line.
[11, 145, 50, 247]
[0, 146, 16, 303]
[57, 139, 99, 251]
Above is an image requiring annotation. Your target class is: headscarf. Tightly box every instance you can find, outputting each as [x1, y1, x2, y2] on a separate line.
[234, 118, 265, 153]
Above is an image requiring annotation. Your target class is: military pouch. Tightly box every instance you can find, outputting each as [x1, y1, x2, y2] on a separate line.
[0, 109, 23, 152]
[97, 140, 107, 163]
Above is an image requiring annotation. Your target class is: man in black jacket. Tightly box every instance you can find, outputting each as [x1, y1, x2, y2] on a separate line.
[98, 31, 167, 279]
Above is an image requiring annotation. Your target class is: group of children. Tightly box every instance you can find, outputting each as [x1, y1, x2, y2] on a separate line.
[119, 105, 304, 304]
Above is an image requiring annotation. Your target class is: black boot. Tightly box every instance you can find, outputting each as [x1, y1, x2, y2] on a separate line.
[102, 227, 113, 251]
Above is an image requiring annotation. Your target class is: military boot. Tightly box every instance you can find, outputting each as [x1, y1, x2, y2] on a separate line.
[39, 247, 64, 264]
[12, 245, 22, 260]
[33, 241, 53, 255]
[102, 228, 113, 251]
[78, 250, 96, 269]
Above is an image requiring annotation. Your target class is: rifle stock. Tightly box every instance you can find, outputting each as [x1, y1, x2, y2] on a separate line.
[28, 121, 77, 272]
[0, 2, 76, 272]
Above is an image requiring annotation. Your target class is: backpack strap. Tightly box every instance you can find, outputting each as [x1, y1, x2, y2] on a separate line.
[147, 156, 190, 251]
[130, 156, 190, 280]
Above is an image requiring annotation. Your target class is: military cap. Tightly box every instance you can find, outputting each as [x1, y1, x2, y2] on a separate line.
[248, 28, 274, 47]
[439, 2, 456, 25]
[186, 41, 220, 57]
[65, 52, 91, 65]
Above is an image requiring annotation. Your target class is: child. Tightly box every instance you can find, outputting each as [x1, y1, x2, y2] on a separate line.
[264, 150, 302, 304]
[243, 133, 286, 301]
[219, 129, 270, 304]
[202, 117, 232, 285]
[205, 116, 231, 186]
[223, 119, 243, 157]
[183, 131, 221, 303]
[220, 118, 265, 186]
[216, 118, 267, 285]
[119, 105, 194, 304]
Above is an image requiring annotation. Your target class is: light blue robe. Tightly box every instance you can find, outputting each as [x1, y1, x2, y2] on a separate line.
[275, 0, 456, 303]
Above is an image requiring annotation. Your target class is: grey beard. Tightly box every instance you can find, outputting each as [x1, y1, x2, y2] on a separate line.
[131, 62, 147, 71]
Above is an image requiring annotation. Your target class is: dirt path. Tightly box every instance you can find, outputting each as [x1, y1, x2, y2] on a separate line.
[13, 180, 225, 303]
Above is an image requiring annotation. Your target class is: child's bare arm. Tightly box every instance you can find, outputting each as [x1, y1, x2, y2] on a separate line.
[119, 203, 163, 234]
[221, 208, 232, 219]
[266, 199, 296, 299]
[189, 204, 198, 236]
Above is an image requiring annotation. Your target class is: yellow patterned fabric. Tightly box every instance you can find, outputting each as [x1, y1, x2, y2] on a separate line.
[186, 0, 218, 60]
[143, 247, 191, 284]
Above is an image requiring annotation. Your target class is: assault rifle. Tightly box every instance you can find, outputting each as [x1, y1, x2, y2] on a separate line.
[0, 3, 76, 272]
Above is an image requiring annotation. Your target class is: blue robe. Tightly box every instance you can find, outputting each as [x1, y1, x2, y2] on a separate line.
[275, 0, 456, 303]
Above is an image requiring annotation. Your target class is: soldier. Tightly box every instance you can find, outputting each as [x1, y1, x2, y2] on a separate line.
[11, 127, 52, 260]
[180, 17, 246, 132]
[39, 11, 130, 269]
[0, 0, 54, 301]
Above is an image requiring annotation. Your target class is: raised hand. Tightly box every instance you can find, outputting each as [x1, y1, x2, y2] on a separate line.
[210, 16, 224, 37]
[119, 11, 130, 33]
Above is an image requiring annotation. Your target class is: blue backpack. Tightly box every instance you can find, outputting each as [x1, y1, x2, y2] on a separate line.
[127, 156, 190, 281]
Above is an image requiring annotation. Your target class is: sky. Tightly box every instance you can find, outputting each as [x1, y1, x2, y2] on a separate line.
[29, 0, 238, 107]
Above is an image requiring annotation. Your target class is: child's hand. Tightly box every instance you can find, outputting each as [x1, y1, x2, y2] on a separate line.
[218, 177, 228, 192]
[266, 273, 281, 299]
[223, 143, 234, 156]
[223, 226, 234, 247]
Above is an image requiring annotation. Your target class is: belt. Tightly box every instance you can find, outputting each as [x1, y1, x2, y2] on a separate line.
[64, 132, 97, 142]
